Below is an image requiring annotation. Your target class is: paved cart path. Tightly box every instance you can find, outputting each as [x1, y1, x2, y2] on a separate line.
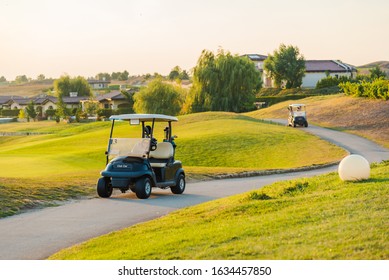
[1, 122, 388, 259]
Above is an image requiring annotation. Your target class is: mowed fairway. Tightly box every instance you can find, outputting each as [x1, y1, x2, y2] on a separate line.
[0, 112, 346, 217]
[175, 112, 345, 176]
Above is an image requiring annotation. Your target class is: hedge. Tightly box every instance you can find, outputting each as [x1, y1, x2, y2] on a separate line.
[0, 109, 20, 117]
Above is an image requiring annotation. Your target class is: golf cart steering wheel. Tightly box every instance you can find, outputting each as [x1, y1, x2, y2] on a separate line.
[150, 138, 157, 151]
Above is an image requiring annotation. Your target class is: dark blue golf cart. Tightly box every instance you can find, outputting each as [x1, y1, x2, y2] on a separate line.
[97, 114, 185, 199]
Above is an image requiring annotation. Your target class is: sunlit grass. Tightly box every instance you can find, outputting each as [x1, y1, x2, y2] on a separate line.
[49, 161, 389, 260]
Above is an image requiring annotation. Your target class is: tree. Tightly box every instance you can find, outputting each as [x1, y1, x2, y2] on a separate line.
[111, 72, 121, 80]
[168, 66, 190, 81]
[119, 70, 129, 81]
[15, 75, 29, 84]
[0, 76, 7, 82]
[53, 75, 92, 120]
[111, 70, 129, 81]
[264, 44, 306, 89]
[96, 72, 111, 81]
[180, 70, 189, 80]
[25, 101, 37, 121]
[185, 49, 262, 113]
[369, 66, 387, 80]
[133, 78, 184, 115]
[121, 89, 135, 113]
[37, 74, 46, 81]
[168, 66, 181, 80]
[54, 75, 92, 98]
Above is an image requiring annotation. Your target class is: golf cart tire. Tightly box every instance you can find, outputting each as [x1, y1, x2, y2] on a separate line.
[304, 122, 308, 127]
[97, 177, 113, 198]
[135, 177, 152, 199]
[171, 173, 186, 194]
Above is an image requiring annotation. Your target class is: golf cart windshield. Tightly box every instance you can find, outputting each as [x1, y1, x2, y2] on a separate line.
[107, 138, 150, 158]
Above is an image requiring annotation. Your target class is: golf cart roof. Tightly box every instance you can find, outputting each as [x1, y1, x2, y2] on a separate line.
[109, 114, 178, 122]
[289, 104, 306, 107]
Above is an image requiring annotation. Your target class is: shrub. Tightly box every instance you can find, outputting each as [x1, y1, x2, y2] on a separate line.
[45, 109, 57, 118]
[339, 78, 389, 100]
[316, 76, 350, 89]
[97, 108, 114, 118]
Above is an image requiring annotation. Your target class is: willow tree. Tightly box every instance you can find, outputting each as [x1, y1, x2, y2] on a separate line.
[186, 49, 262, 113]
[133, 78, 184, 115]
[264, 44, 305, 89]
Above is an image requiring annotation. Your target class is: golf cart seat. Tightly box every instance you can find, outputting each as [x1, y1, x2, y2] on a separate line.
[149, 142, 174, 167]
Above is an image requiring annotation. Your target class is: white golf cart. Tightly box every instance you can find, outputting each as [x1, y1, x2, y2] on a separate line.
[287, 104, 308, 127]
[97, 114, 185, 199]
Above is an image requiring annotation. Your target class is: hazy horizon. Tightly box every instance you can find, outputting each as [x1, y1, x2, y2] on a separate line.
[1, 0, 388, 81]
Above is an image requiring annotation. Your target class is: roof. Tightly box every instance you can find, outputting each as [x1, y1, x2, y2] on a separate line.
[87, 79, 110, 84]
[305, 60, 356, 72]
[62, 96, 89, 104]
[34, 96, 57, 105]
[244, 54, 268, 61]
[109, 114, 178, 122]
[10, 97, 33, 105]
[96, 91, 126, 101]
[0, 96, 14, 104]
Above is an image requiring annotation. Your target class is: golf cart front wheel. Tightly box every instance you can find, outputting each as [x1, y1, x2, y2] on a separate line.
[97, 177, 113, 198]
[135, 177, 152, 199]
[171, 173, 186, 194]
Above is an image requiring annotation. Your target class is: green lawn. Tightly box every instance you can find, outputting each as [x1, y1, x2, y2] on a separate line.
[0, 112, 346, 217]
[49, 161, 389, 260]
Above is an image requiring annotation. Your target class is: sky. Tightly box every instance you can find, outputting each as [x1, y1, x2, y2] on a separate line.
[0, 0, 388, 80]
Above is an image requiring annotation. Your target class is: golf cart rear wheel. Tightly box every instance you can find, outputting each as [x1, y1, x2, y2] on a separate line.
[135, 177, 152, 199]
[171, 173, 185, 194]
[97, 177, 113, 198]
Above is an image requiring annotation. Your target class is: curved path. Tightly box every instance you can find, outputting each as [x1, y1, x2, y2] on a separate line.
[1, 123, 388, 259]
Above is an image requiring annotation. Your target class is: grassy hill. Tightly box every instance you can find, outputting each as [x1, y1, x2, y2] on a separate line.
[0, 81, 53, 97]
[246, 94, 389, 148]
[0, 112, 346, 217]
[49, 160, 389, 260]
[357, 61, 389, 76]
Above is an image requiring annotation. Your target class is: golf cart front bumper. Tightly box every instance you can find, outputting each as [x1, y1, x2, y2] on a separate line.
[100, 156, 154, 188]
[101, 170, 154, 188]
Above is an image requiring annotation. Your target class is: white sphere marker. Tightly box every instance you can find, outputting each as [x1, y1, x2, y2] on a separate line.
[338, 154, 370, 181]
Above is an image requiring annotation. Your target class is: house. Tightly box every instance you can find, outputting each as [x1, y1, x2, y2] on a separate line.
[303, 60, 356, 88]
[61, 96, 88, 109]
[244, 54, 357, 88]
[8, 97, 33, 110]
[33, 96, 57, 112]
[1, 88, 135, 119]
[243, 54, 272, 87]
[87, 79, 110, 90]
[96, 91, 131, 110]
[0, 96, 13, 109]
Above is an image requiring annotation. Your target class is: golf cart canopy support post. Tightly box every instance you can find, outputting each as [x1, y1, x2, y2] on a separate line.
[106, 119, 115, 164]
